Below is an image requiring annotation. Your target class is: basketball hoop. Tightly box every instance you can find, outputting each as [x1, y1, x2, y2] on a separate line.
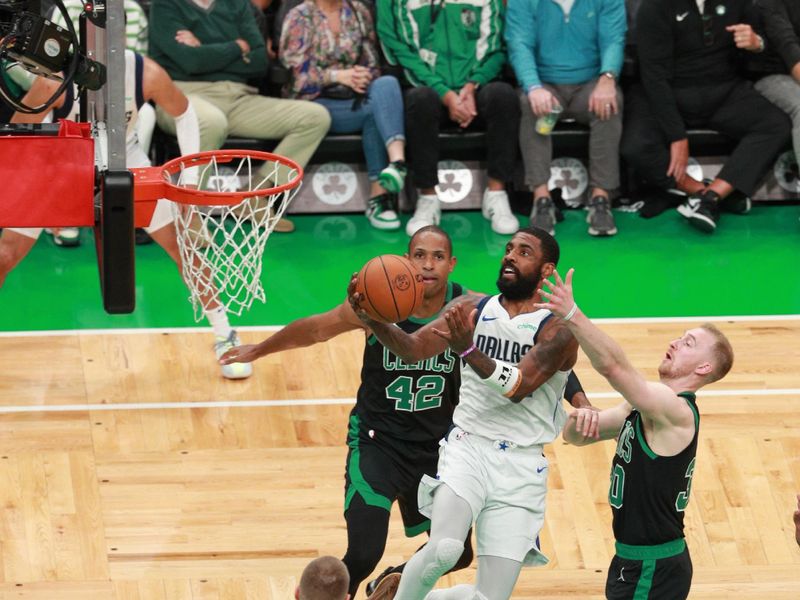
[131, 150, 303, 321]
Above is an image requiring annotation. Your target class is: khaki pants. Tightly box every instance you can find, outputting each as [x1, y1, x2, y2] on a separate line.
[156, 80, 331, 180]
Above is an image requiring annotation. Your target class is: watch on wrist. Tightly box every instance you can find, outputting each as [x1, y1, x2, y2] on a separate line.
[601, 71, 616, 81]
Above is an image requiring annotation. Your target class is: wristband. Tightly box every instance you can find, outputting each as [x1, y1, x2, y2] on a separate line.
[563, 303, 578, 321]
[458, 343, 477, 358]
[485, 360, 523, 398]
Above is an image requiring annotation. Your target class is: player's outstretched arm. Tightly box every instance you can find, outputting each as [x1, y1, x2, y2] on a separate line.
[562, 401, 632, 446]
[219, 301, 366, 364]
[347, 274, 478, 362]
[536, 269, 691, 425]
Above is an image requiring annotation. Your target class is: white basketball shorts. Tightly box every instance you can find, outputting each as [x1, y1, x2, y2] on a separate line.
[418, 425, 550, 567]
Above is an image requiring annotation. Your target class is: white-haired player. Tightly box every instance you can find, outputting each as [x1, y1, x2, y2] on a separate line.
[0, 50, 252, 379]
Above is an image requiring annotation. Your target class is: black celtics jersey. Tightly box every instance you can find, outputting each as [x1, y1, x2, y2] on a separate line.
[609, 393, 699, 545]
[355, 282, 464, 443]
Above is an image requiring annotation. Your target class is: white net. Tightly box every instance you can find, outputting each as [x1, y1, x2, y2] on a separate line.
[164, 152, 301, 321]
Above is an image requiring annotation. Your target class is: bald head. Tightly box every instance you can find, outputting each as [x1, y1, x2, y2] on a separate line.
[297, 556, 349, 600]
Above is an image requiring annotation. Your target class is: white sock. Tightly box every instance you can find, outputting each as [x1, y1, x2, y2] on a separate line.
[204, 306, 233, 339]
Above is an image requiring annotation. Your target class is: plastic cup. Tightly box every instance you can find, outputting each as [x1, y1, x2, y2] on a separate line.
[535, 104, 563, 136]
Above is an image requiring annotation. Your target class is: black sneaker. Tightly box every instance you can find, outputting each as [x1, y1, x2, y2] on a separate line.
[678, 191, 720, 233]
[586, 195, 617, 236]
[366, 566, 396, 596]
[529, 196, 559, 235]
[719, 190, 752, 214]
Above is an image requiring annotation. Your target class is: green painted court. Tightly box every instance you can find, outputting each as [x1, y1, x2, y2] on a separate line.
[1, 206, 799, 331]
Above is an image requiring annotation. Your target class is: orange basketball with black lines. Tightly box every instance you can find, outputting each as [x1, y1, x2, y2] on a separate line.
[355, 255, 424, 323]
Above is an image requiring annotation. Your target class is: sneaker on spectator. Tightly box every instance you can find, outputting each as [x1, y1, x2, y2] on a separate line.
[366, 194, 401, 230]
[213, 330, 253, 380]
[45, 227, 80, 247]
[529, 196, 558, 235]
[677, 191, 720, 233]
[586, 195, 618, 236]
[378, 160, 407, 194]
[482, 189, 519, 235]
[720, 190, 752, 214]
[405, 194, 441, 236]
[135, 228, 154, 245]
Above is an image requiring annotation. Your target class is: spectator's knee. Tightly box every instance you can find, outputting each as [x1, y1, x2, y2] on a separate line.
[405, 86, 440, 114]
[370, 75, 401, 96]
[304, 101, 332, 133]
[482, 81, 519, 114]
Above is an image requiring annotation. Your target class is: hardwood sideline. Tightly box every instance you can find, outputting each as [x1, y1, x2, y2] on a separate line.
[0, 319, 798, 599]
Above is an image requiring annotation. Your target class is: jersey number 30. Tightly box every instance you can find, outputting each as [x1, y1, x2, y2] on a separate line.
[387, 375, 444, 412]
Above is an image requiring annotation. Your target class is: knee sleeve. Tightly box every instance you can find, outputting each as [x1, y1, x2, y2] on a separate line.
[420, 538, 464, 586]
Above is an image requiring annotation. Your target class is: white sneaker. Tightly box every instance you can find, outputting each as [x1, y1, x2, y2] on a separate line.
[405, 194, 441, 236]
[482, 189, 519, 234]
[213, 331, 253, 380]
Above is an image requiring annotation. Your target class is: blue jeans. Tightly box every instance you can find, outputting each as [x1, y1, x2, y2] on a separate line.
[314, 75, 405, 180]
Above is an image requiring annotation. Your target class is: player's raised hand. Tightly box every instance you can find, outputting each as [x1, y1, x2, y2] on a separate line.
[534, 268, 577, 320]
[432, 303, 477, 354]
[568, 407, 601, 440]
[347, 273, 371, 323]
[219, 344, 262, 365]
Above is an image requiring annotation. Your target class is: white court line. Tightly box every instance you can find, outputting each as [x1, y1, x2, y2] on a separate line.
[1, 314, 799, 338]
[0, 388, 797, 414]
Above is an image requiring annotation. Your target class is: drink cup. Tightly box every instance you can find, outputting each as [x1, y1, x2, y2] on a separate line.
[535, 104, 563, 136]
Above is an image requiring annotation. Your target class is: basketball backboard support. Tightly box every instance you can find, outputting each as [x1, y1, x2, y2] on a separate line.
[0, 1, 135, 313]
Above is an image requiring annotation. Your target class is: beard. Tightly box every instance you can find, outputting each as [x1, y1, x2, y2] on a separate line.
[496, 266, 541, 301]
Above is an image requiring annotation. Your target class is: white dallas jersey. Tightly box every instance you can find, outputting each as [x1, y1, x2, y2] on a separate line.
[57, 50, 149, 167]
[454, 295, 569, 446]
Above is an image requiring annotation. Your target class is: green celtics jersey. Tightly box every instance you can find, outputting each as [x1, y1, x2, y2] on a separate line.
[355, 282, 464, 443]
[609, 392, 699, 545]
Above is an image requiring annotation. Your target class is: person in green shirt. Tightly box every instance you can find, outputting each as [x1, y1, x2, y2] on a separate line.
[377, 0, 521, 237]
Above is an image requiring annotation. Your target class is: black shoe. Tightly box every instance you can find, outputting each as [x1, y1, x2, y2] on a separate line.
[586, 195, 618, 236]
[719, 190, 752, 214]
[366, 565, 396, 597]
[135, 228, 154, 245]
[678, 191, 720, 233]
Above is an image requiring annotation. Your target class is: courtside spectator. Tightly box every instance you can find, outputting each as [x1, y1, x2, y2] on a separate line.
[280, 0, 408, 230]
[621, 0, 790, 234]
[506, 0, 626, 237]
[751, 0, 800, 170]
[377, 0, 521, 236]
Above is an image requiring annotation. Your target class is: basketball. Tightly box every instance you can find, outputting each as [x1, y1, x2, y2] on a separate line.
[355, 255, 424, 323]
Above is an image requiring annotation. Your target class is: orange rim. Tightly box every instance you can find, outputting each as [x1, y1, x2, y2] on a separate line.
[160, 150, 304, 206]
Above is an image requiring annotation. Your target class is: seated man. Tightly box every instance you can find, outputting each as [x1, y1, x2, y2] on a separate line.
[751, 0, 800, 189]
[377, 0, 521, 236]
[149, 0, 331, 233]
[506, 0, 626, 237]
[621, 0, 791, 233]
